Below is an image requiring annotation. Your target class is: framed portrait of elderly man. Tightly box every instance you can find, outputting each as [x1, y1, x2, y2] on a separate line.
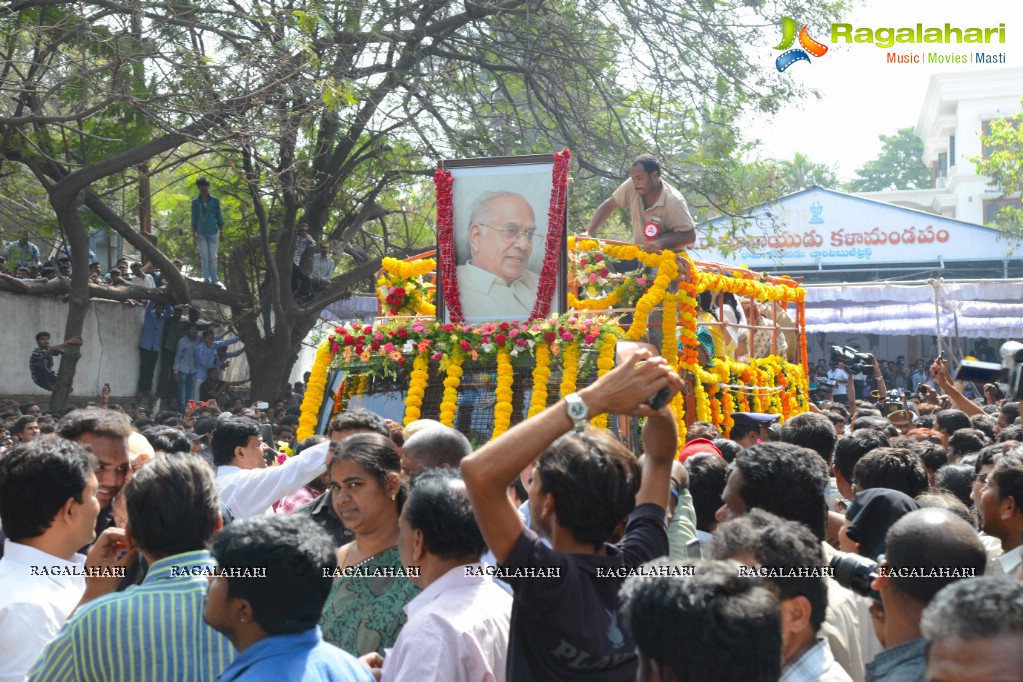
[435, 152, 570, 323]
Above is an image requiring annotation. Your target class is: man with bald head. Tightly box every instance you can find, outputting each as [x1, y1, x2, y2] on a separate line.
[867, 508, 987, 682]
[457, 191, 541, 320]
[400, 425, 473, 480]
[921, 577, 1023, 682]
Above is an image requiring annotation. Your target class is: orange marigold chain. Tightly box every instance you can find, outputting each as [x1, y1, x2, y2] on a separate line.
[296, 340, 334, 441]
[491, 348, 515, 438]
[403, 352, 430, 425]
[439, 354, 464, 428]
[559, 341, 581, 398]
[527, 343, 552, 418]
[590, 333, 618, 430]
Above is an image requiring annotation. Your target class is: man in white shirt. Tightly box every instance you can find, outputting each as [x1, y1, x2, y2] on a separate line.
[828, 364, 850, 398]
[0, 438, 129, 682]
[310, 243, 335, 285]
[211, 416, 331, 519]
[128, 262, 155, 288]
[456, 191, 541, 321]
[361, 468, 511, 681]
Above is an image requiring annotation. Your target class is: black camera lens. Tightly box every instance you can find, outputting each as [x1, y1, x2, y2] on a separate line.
[829, 551, 881, 601]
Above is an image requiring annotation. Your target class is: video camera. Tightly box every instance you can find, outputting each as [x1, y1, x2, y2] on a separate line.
[830, 345, 874, 375]
[950, 341, 1023, 400]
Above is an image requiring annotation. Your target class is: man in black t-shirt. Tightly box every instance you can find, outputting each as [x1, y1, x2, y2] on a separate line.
[462, 349, 682, 682]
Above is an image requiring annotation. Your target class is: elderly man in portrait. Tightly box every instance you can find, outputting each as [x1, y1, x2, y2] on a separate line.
[457, 191, 541, 320]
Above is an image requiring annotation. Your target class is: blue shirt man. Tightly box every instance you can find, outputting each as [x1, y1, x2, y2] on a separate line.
[204, 515, 373, 682]
[173, 324, 203, 408]
[218, 627, 373, 682]
[196, 329, 240, 382]
[191, 177, 225, 284]
[3, 236, 40, 268]
[138, 302, 171, 395]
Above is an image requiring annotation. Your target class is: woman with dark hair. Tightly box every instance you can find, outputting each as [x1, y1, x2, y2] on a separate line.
[319, 432, 419, 656]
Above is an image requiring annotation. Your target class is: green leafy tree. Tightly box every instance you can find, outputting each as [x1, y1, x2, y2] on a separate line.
[975, 109, 1023, 246]
[2, 0, 845, 403]
[848, 127, 931, 192]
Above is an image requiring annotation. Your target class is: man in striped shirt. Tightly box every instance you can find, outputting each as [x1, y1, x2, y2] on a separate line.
[27, 453, 235, 681]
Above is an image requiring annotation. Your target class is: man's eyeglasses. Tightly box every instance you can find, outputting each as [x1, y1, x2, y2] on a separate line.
[483, 224, 542, 244]
[974, 473, 992, 488]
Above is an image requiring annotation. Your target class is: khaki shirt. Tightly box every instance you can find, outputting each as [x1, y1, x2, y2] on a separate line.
[456, 262, 539, 321]
[612, 178, 695, 246]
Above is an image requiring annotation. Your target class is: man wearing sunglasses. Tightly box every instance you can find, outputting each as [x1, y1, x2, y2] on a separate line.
[458, 191, 541, 321]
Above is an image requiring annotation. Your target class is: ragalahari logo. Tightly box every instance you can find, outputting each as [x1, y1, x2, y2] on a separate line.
[774, 17, 829, 72]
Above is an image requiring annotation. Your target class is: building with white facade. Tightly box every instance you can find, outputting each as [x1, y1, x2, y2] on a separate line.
[857, 67, 1023, 225]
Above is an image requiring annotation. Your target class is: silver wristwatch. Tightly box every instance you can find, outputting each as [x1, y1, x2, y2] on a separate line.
[565, 393, 589, 433]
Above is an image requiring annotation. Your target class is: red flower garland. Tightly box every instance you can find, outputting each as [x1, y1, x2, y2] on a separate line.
[434, 151, 571, 324]
[531, 148, 571, 320]
[434, 168, 463, 322]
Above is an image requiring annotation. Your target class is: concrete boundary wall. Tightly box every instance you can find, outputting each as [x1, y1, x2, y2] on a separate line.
[0, 291, 144, 400]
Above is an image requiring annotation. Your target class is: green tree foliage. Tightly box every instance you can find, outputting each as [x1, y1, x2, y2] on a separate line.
[1, 0, 845, 400]
[975, 109, 1023, 246]
[848, 127, 931, 192]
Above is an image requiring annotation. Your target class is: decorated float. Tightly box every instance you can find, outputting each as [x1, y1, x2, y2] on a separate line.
[298, 151, 810, 450]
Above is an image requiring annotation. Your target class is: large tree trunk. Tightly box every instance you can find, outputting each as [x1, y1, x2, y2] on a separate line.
[50, 203, 93, 409]
[246, 342, 301, 402]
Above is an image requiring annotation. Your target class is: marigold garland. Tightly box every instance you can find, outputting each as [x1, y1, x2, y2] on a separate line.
[559, 340, 581, 399]
[298, 235, 815, 443]
[661, 291, 679, 369]
[527, 344, 552, 418]
[403, 352, 430, 425]
[492, 348, 515, 438]
[378, 256, 437, 317]
[439, 353, 465, 427]
[590, 333, 618, 430]
[297, 340, 333, 441]
[672, 392, 687, 446]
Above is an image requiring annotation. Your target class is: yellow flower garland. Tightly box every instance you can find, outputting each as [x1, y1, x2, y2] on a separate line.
[568, 288, 623, 310]
[298, 241, 814, 445]
[297, 340, 333, 441]
[492, 348, 515, 438]
[601, 246, 677, 342]
[403, 352, 430, 425]
[381, 256, 436, 280]
[439, 353, 465, 427]
[528, 344, 552, 418]
[559, 341, 581, 398]
[379, 256, 437, 316]
[590, 333, 618, 430]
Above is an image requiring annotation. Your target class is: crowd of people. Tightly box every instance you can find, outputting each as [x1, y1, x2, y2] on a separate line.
[26, 301, 251, 409]
[3, 177, 337, 298]
[0, 342, 1021, 682]
[811, 341, 1003, 403]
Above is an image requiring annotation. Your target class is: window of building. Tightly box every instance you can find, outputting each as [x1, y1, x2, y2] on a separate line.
[983, 197, 1023, 225]
[982, 118, 1021, 158]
